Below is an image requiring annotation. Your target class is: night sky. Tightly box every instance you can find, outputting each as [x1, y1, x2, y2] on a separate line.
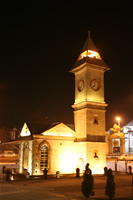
[0, 4, 133, 130]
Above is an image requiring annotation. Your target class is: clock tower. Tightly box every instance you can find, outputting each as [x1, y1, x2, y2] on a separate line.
[70, 31, 110, 174]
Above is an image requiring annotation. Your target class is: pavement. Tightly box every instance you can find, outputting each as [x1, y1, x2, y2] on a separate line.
[0, 174, 133, 200]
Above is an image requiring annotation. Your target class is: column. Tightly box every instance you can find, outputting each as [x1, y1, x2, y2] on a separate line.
[19, 142, 23, 173]
[28, 141, 33, 175]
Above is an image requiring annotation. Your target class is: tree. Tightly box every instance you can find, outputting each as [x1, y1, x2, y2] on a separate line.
[0, 127, 10, 153]
[30, 109, 46, 124]
[0, 127, 10, 143]
[105, 168, 115, 200]
[81, 163, 95, 198]
[0, 127, 19, 154]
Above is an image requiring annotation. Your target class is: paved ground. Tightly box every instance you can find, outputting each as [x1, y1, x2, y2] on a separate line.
[0, 174, 133, 199]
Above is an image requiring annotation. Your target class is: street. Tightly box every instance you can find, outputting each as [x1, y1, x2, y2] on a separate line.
[0, 175, 133, 199]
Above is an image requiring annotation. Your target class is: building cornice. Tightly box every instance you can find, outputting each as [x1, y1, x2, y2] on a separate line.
[72, 101, 108, 111]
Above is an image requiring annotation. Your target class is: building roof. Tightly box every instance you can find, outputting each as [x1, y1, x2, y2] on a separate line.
[25, 121, 75, 135]
[80, 31, 99, 53]
[124, 120, 133, 127]
[65, 124, 75, 131]
[26, 121, 60, 135]
[70, 31, 109, 72]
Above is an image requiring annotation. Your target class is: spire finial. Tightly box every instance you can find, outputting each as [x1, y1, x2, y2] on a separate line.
[88, 30, 90, 37]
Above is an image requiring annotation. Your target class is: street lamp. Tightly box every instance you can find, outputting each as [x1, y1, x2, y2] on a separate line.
[132, 173, 133, 197]
[116, 117, 120, 127]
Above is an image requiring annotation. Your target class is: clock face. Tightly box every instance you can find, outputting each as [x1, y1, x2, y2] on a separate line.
[90, 80, 99, 91]
[78, 80, 84, 91]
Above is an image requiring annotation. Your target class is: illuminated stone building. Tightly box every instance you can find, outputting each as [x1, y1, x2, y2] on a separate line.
[106, 120, 133, 155]
[19, 122, 76, 175]
[123, 120, 133, 154]
[3, 32, 109, 175]
[70, 31, 110, 174]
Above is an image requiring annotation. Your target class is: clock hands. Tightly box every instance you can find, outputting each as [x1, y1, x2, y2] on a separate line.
[92, 82, 96, 88]
[91, 80, 99, 91]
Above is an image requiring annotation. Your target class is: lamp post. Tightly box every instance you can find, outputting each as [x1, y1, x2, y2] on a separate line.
[116, 117, 120, 128]
[132, 173, 133, 197]
[116, 117, 120, 156]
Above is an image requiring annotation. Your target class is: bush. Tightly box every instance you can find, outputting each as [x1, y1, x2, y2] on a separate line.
[105, 168, 115, 200]
[81, 164, 95, 198]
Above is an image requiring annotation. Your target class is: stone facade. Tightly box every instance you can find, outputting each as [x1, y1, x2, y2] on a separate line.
[19, 122, 76, 175]
[4, 32, 109, 176]
[106, 120, 133, 155]
[70, 32, 109, 174]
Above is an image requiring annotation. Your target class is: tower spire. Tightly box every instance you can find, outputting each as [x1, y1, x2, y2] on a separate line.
[88, 30, 90, 37]
[70, 31, 109, 72]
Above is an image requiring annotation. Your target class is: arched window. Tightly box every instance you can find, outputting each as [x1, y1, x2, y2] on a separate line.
[40, 144, 49, 170]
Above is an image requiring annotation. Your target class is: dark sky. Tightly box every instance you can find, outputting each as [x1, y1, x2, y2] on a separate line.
[0, 3, 133, 130]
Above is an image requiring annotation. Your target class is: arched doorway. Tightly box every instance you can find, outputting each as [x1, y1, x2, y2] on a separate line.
[77, 158, 84, 173]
